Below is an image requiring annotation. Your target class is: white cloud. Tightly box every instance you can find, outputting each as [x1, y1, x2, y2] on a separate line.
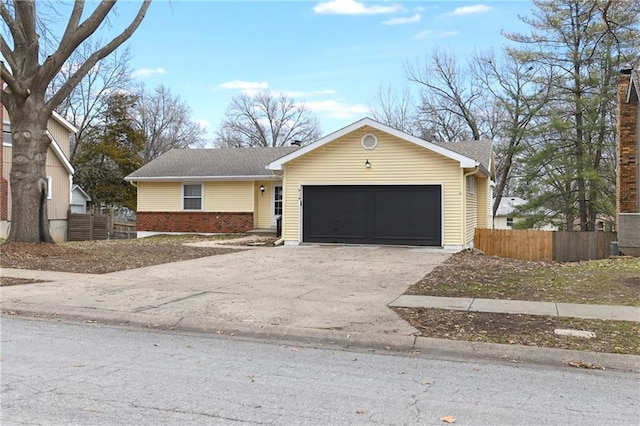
[445, 4, 491, 16]
[382, 13, 420, 25]
[218, 80, 269, 90]
[313, 0, 401, 15]
[412, 30, 433, 40]
[303, 99, 370, 119]
[132, 67, 167, 78]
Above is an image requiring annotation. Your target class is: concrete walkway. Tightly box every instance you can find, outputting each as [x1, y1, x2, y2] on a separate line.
[389, 295, 640, 322]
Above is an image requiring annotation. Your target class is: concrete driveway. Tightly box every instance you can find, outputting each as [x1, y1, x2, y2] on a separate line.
[1, 245, 451, 337]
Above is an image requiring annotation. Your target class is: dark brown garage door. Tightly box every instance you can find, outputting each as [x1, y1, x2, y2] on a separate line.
[302, 185, 441, 246]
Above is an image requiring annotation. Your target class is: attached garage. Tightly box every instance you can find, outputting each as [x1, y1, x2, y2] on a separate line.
[302, 185, 441, 246]
[268, 118, 494, 249]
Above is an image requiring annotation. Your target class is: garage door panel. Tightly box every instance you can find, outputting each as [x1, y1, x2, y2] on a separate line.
[372, 189, 440, 241]
[303, 188, 368, 240]
[303, 185, 441, 246]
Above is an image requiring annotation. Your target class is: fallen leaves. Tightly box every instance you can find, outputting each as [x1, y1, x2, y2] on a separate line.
[565, 361, 605, 370]
[440, 415, 456, 423]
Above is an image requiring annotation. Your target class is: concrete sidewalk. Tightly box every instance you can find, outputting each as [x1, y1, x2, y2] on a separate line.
[389, 295, 640, 322]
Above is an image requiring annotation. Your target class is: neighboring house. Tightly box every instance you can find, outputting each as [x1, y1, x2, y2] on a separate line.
[126, 118, 494, 249]
[1, 106, 76, 241]
[70, 184, 92, 214]
[492, 196, 559, 231]
[493, 196, 527, 229]
[617, 69, 640, 256]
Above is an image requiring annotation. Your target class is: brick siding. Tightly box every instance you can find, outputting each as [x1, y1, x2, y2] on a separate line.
[137, 211, 254, 233]
[616, 71, 639, 214]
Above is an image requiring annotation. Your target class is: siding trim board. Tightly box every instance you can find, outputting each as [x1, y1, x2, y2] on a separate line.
[126, 175, 282, 182]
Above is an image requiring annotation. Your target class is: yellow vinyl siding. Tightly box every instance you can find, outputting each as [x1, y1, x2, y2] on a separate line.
[476, 176, 490, 229]
[281, 126, 464, 245]
[138, 181, 255, 213]
[137, 182, 182, 211]
[254, 182, 280, 228]
[204, 181, 253, 212]
[465, 175, 478, 245]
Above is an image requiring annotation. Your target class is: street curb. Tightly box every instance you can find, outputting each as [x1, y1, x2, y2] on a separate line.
[3, 302, 639, 373]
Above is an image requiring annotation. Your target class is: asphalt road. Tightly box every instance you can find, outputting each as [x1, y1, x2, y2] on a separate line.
[1, 317, 638, 425]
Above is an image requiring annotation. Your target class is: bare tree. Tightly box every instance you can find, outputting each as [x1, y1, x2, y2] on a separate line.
[134, 84, 207, 163]
[369, 84, 418, 135]
[405, 49, 484, 142]
[215, 92, 322, 148]
[471, 49, 553, 216]
[1, 0, 151, 243]
[49, 41, 134, 161]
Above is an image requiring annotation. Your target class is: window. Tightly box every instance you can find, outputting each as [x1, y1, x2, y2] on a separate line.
[506, 217, 514, 227]
[3, 122, 11, 146]
[46, 176, 52, 200]
[183, 184, 202, 210]
[274, 185, 283, 217]
[361, 134, 377, 150]
[466, 175, 476, 194]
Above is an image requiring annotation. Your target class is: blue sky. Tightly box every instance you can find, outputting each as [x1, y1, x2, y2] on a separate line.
[82, 1, 534, 139]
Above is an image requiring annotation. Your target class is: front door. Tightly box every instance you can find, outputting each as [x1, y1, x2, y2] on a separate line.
[273, 185, 283, 226]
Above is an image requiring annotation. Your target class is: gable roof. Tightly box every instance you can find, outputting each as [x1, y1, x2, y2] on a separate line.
[432, 139, 493, 178]
[2, 109, 75, 176]
[267, 117, 493, 176]
[52, 111, 78, 134]
[495, 196, 527, 216]
[623, 68, 639, 103]
[71, 184, 91, 201]
[125, 146, 300, 182]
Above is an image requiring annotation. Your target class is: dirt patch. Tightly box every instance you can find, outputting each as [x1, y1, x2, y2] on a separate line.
[394, 308, 640, 355]
[0, 236, 243, 274]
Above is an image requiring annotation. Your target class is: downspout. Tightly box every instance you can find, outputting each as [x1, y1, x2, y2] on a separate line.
[462, 166, 480, 249]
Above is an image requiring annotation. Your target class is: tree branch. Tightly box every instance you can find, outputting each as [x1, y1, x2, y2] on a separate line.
[46, 0, 151, 113]
[60, 0, 85, 44]
[0, 1, 24, 46]
[1, 61, 30, 100]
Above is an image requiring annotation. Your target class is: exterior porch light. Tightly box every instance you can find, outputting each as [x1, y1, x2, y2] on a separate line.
[365, 159, 371, 168]
[259, 184, 265, 195]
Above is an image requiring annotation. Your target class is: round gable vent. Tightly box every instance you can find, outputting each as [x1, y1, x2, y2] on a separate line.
[361, 134, 377, 150]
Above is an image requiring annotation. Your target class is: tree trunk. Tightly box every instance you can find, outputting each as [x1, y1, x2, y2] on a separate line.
[7, 101, 54, 243]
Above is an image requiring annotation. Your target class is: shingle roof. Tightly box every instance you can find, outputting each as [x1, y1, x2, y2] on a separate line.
[432, 139, 493, 175]
[125, 147, 300, 180]
[495, 196, 527, 216]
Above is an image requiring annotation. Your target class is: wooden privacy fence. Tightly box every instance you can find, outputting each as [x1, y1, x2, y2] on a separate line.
[474, 229, 618, 262]
[67, 213, 136, 241]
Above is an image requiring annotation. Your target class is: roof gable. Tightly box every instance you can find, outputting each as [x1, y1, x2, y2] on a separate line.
[267, 117, 492, 174]
[628, 71, 639, 102]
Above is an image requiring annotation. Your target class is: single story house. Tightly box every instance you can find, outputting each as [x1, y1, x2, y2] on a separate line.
[492, 196, 527, 229]
[70, 184, 92, 214]
[126, 117, 494, 249]
[2, 106, 76, 241]
[617, 69, 639, 256]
